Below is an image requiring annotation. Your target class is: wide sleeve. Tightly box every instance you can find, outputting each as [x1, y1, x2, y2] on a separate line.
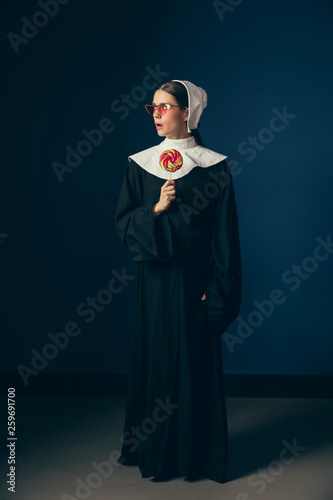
[114, 160, 174, 262]
[204, 161, 242, 336]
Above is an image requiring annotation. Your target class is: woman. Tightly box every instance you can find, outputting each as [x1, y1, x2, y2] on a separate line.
[114, 79, 242, 483]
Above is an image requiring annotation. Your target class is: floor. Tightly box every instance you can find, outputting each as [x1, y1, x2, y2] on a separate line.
[2, 396, 333, 500]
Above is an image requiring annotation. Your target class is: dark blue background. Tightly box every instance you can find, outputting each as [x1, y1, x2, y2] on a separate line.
[1, 0, 332, 378]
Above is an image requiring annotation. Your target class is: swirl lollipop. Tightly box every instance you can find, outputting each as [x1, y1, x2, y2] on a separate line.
[159, 149, 183, 179]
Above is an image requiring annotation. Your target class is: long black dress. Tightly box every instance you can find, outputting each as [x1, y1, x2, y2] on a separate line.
[114, 136, 242, 483]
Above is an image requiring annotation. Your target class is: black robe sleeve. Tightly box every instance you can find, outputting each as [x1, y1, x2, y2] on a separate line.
[204, 161, 242, 336]
[114, 160, 174, 262]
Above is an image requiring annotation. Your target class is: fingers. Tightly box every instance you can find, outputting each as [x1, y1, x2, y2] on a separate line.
[164, 188, 176, 196]
[161, 180, 176, 204]
[162, 181, 176, 196]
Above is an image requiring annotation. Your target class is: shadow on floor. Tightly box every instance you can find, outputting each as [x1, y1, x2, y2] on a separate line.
[225, 398, 333, 482]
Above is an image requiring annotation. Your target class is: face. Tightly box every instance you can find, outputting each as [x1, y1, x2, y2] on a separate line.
[152, 89, 190, 139]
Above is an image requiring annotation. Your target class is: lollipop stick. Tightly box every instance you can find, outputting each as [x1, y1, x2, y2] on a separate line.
[169, 171, 172, 180]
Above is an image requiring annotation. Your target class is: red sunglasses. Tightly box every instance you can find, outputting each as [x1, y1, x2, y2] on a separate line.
[145, 103, 187, 116]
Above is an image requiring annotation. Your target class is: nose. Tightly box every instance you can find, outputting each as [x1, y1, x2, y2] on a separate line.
[153, 107, 161, 118]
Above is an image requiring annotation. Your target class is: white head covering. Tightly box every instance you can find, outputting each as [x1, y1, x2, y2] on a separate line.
[171, 80, 208, 133]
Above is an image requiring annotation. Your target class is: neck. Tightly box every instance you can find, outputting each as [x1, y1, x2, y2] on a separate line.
[161, 135, 197, 150]
[165, 133, 192, 140]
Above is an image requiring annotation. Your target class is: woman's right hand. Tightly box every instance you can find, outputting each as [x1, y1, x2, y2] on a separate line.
[155, 179, 176, 212]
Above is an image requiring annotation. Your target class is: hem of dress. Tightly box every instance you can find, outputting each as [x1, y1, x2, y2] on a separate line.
[140, 468, 228, 484]
[117, 457, 228, 485]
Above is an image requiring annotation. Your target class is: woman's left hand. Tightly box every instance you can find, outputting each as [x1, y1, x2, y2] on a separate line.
[201, 293, 206, 300]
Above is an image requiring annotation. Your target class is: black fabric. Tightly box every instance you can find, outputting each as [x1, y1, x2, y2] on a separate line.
[114, 158, 242, 483]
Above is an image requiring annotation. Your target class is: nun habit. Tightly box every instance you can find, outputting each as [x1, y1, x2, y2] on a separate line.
[114, 84, 242, 483]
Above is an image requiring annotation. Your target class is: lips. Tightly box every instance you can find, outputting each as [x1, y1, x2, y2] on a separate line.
[155, 123, 163, 127]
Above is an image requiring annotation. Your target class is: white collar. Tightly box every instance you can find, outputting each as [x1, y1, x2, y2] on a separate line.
[128, 135, 227, 180]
